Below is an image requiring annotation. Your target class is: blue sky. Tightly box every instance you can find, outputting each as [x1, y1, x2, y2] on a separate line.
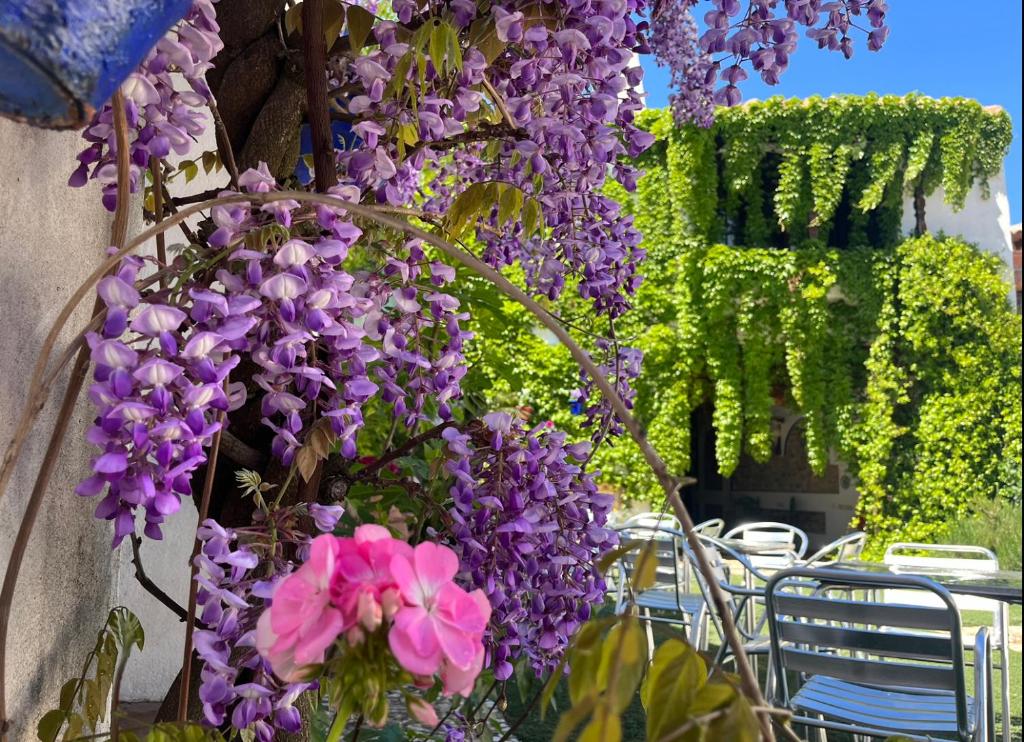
[638, 2, 1023, 223]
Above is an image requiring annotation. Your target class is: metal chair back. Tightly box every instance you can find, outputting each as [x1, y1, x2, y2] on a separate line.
[622, 511, 683, 530]
[686, 536, 774, 645]
[724, 521, 809, 571]
[803, 531, 867, 566]
[693, 517, 725, 538]
[766, 567, 975, 741]
[884, 543, 1000, 613]
[615, 525, 686, 610]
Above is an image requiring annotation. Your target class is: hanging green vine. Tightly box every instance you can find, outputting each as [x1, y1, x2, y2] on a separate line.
[465, 236, 1021, 546]
[637, 94, 1013, 246]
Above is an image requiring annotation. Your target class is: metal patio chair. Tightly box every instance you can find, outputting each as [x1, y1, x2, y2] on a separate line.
[685, 535, 775, 686]
[614, 525, 708, 654]
[622, 511, 683, 530]
[801, 531, 867, 567]
[693, 517, 725, 538]
[765, 566, 994, 742]
[884, 543, 1012, 742]
[724, 521, 809, 571]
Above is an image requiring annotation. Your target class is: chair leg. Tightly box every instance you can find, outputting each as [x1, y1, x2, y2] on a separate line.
[998, 638, 1010, 742]
[642, 606, 656, 661]
[698, 610, 710, 652]
[812, 715, 828, 742]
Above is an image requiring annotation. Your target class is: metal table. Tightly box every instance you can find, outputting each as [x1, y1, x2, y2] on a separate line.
[829, 560, 1023, 604]
[714, 537, 796, 556]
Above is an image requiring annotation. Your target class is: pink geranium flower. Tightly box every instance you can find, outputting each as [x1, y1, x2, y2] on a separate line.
[387, 542, 490, 694]
[256, 534, 344, 681]
[331, 524, 411, 634]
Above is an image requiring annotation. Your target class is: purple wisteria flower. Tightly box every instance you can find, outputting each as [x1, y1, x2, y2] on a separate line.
[651, 0, 716, 126]
[76, 256, 242, 546]
[78, 167, 471, 544]
[70, 0, 223, 211]
[193, 518, 316, 739]
[699, 0, 889, 106]
[444, 414, 617, 678]
[575, 342, 644, 439]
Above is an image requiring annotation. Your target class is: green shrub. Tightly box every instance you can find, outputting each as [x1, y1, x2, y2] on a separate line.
[939, 495, 1022, 571]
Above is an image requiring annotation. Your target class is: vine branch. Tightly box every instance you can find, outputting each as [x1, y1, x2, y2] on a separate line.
[357, 421, 459, 479]
[129, 536, 190, 623]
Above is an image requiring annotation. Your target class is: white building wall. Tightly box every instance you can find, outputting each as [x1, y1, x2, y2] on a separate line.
[900, 169, 1016, 285]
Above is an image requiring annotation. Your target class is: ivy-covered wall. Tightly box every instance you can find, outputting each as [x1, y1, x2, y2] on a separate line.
[627, 94, 1013, 249]
[465, 96, 1021, 552]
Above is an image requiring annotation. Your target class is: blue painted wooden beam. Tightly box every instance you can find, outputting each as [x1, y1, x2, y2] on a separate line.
[0, 0, 192, 129]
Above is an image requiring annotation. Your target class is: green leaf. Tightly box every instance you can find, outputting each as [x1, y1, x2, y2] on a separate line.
[82, 678, 103, 727]
[284, 3, 303, 36]
[444, 182, 491, 240]
[631, 541, 658, 592]
[578, 713, 621, 742]
[322, 1, 347, 48]
[467, 18, 507, 64]
[110, 606, 145, 653]
[596, 619, 647, 714]
[687, 680, 737, 717]
[539, 655, 568, 721]
[429, 21, 447, 75]
[497, 184, 523, 228]
[595, 540, 643, 574]
[445, 24, 463, 71]
[181, 160, 199, 184]
[568, 641, 603, 706]
[201, 150, 219, 175]
[521, 197, 544, 239]
[642, 639, 707, 740]
[552, 693, 597, 742]
[703, 694, 759, 742]
[36, 710, 69, 742]
[347, 5, 374, 51]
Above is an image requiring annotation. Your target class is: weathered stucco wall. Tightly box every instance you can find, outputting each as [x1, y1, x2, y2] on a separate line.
[0, 119, 121, 742]
[900, 169, 1016, 284]
[0, 118, 226, 738]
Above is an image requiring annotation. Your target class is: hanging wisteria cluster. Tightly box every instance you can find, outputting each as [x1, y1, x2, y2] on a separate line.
[59, 0, 889, 734]
[651, 0, 717, 126]
[69, 0, 223, 211]
[648, 0, 889, 119]
[77, 170, 471, 545]
[75, 254, 239, 545]
[443, 413, 616, 678]
[193, 516, 321, 740]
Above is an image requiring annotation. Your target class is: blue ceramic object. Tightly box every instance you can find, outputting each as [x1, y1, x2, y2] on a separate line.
[0, 0, 192, 128]
[294, 119, 359, 185]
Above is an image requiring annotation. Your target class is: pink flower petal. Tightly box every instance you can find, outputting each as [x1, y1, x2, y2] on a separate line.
[305, 534, 340, 589]
[412, 542, 458, 598]
[407, 698, 440, 727]
[354, 524, 392, 543]
[389, 606, 442, 675]
[293, 606, 344, 665]
[441, 644, 485, 697]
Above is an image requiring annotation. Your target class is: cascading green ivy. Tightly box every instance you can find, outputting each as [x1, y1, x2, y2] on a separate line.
[465, 96, 1019, 551]
[465, 237, 1020, 551]
[637, 94, 1013, 246]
